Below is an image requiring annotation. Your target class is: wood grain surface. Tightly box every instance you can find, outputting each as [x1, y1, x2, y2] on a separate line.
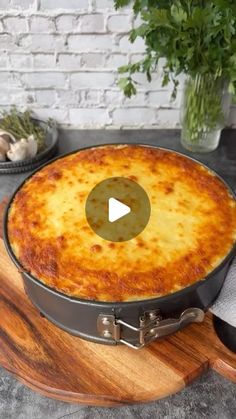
[0, 200, 235, 406]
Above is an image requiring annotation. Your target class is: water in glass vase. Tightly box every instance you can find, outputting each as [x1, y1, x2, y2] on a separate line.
[180, 74, 231, 153]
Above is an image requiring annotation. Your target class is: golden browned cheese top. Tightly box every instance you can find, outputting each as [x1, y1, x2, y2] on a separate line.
[8, 145, 236, 302]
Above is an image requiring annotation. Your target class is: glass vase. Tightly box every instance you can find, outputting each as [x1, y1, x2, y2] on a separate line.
[180, 74, 231, 153]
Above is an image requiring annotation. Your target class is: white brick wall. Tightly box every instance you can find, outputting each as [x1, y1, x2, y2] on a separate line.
[0, 0, 235, 128]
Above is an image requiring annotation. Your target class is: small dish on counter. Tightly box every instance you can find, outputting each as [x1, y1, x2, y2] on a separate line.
[0, 118, 58, 174]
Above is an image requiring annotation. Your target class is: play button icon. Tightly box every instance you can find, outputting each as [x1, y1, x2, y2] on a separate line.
[109, 198, 131, 223]
[85, 177, 151, 242]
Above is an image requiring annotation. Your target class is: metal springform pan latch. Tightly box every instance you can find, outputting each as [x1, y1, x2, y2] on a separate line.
[97, 308, 205, 349]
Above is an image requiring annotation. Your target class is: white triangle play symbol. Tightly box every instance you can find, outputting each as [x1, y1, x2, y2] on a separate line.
[108, 198, 131, 223]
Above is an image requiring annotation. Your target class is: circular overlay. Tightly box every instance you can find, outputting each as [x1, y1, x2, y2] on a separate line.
[85, 177, 151, 242]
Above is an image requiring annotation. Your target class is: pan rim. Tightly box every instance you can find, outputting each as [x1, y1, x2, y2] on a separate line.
[3, 142, 236, 307]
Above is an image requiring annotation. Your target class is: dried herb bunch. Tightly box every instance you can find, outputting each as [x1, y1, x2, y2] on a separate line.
[0, 108, 46, 152]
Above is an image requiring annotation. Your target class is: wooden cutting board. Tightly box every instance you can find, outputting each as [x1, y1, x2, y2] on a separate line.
[0, 198, 235, 406]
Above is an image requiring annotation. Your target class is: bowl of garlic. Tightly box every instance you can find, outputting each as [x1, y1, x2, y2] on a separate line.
[0, 109, 58, 174]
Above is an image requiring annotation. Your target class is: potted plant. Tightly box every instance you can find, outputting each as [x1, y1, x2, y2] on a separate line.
[114, 0, 236, 153]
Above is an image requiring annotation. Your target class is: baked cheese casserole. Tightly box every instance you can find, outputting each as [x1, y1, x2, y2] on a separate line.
[8, 145, 236, 302]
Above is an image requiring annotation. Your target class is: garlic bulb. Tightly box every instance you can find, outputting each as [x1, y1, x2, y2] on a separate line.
[0, 137, 10, 153]
[7, 141, 28, 162]
[0, 130, 16, 144]
[0, 130, 17, 161]
[26, 135, 38, 158]
[0, 149, 6, 161]
[7, 135, 38, 162]
[0, 130, 16, 156]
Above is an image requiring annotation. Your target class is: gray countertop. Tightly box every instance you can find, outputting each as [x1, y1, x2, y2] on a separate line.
[0, 129, 236, 419]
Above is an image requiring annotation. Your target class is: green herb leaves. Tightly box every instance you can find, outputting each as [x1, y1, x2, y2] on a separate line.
[115, 0, 236, 98]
